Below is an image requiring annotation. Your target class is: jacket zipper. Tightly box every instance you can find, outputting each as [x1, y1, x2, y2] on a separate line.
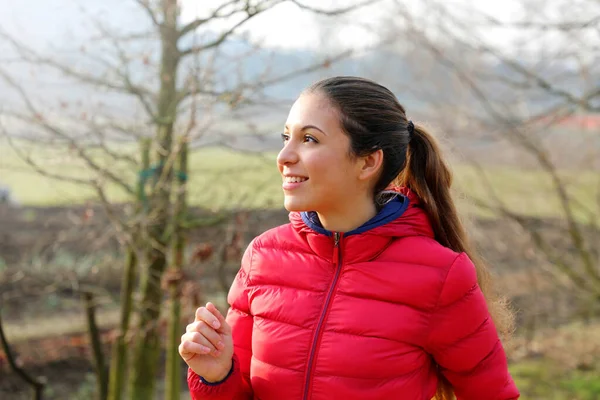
[302, 232, 343, 400]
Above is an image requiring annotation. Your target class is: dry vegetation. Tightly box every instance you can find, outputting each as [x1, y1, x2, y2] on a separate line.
[1, 198, 599, 399]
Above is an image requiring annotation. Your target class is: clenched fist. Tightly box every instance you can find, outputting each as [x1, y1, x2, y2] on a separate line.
[179, 302, 234, 383]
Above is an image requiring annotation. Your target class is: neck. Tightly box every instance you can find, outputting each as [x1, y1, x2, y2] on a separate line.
[317, 195, 377, 233]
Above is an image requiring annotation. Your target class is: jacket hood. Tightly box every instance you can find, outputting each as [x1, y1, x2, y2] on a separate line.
[288, 187, 434, 263]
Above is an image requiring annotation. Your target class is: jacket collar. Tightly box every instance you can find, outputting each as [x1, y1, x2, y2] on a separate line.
[288, 187, 434, 263]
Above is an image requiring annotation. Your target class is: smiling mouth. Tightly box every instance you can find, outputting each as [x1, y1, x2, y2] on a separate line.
[283, 176, 309, 183]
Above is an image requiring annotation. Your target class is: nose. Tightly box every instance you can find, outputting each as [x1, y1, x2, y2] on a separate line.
[276, 141, 299, 168]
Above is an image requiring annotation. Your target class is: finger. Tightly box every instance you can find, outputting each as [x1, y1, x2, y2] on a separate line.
[183, 331, 216, 352]
[179, 339, 209, 361]
[182, 332, 221, 356]
[179, 343, 196, 361]
[186, 321, 225, 350]
[195, 305, 221, 330]
[179, 340, 211, 359]
[206, 302, 231, 334]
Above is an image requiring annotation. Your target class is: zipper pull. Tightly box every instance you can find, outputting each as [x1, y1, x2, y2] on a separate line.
[333, 232, 340, 264]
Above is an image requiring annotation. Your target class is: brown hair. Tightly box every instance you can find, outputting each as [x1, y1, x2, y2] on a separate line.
[307, 76, 514, 400]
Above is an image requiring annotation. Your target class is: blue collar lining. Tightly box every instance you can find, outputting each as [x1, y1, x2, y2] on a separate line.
[300, 194, 410, 237]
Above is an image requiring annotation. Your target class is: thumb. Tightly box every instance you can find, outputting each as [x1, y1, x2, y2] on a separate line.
[206, 302, 231, 335]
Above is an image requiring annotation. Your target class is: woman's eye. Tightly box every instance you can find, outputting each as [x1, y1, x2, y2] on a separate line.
[280, 133, 317, 144]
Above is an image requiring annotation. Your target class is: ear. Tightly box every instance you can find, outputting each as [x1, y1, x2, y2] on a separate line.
[357, 149, 384, 182]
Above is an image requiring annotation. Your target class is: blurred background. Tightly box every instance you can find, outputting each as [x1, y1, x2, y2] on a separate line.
[0, 0, 598, 399]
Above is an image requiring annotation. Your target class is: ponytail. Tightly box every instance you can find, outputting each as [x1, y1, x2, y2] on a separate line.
[304, 77, 514, 400]
[395, 123, 515, 400]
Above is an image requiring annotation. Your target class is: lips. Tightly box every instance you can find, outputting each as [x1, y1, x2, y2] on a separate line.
[282, 175, 309, 190]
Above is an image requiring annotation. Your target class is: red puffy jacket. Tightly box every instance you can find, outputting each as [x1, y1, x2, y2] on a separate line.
[188, 189, 519, 400]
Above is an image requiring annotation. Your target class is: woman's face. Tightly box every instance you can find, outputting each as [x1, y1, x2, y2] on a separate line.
[277, 92, 371, 213]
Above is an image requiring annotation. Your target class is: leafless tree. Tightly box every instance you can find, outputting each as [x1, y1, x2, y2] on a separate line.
[381, 0, 600, 318]
[0, 1, 383, 399]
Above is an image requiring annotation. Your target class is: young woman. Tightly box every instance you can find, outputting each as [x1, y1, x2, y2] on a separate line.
[179, 76, 519, 400]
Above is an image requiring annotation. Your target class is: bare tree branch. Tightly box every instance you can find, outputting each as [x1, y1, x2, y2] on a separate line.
[419, 12, 599, 282]
[86, 16, 159, 120]
[100, 121, 150, 141]
[179, 4, 272, 56]
[93, 182, 137, 243]
[3, 133, 142, 244]
[290, 0, 384, 15]
[472, 195, 598, 295]
[425, 1, 600, 112]
[0, 313, 46, 400]
[390, 0, 600, 293]
[7, 110, 136, 196]
[1, 125, 95, 186]
[88, 29, 158, 43]
[0, 67, 137, 196]
[476, 46, 598, 111]
[177, 30, 400, 106]
[179, 0, 381, 43]
[480, 14, 600, 31]
[258, 50, 354, 87]
[463, 156, 598, 294]
[179, 0, 244, 38]
[135, 0, 161, 27]
[0, 29, 158, 120]
[177, 48, 353, 105]
[84, 122, 140, 168]
[180, 0, 384, 57]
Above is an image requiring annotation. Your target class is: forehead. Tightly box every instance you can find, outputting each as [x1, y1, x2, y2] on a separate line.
[285, 92, 340, 129]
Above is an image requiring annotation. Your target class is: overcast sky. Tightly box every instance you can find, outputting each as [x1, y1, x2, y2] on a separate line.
[180, 0, 524, 50]
[0, 0, 524, 52]
[2, 0, 594, 74]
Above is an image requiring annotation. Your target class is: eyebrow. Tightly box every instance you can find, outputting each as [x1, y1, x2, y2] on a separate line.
[284, 124, 327, 136]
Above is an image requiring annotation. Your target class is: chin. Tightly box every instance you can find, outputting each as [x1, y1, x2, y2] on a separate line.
[283, 196, 312, 212]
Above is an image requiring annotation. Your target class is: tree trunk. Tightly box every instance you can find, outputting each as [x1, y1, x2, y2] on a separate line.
[128, 1, 180, 398]
[107, 248, 136, 400]
[107, 138, 150, 400]
[83, 291, 108, 400]
[165, 138, 188, 400]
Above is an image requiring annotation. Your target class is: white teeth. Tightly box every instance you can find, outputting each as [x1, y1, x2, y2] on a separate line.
[284, 176, 307, 183]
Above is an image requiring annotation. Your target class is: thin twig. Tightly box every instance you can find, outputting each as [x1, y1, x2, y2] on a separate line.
[290, 0, 384, 15]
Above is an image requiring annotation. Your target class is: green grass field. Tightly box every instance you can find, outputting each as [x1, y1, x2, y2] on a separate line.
[1, 138, 598, 221]
[510, 359, 600, 399]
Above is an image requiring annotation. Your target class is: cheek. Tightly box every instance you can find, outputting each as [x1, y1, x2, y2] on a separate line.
[307, 150, 355, 187]
[304, 153, 328, 176]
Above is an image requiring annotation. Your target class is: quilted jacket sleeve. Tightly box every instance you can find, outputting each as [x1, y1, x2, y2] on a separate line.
[425, 253, 520, 400]
[188, 241, 255, 400]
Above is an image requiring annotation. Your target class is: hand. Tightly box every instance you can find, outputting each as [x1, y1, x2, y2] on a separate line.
[179, 302, 234, 382]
